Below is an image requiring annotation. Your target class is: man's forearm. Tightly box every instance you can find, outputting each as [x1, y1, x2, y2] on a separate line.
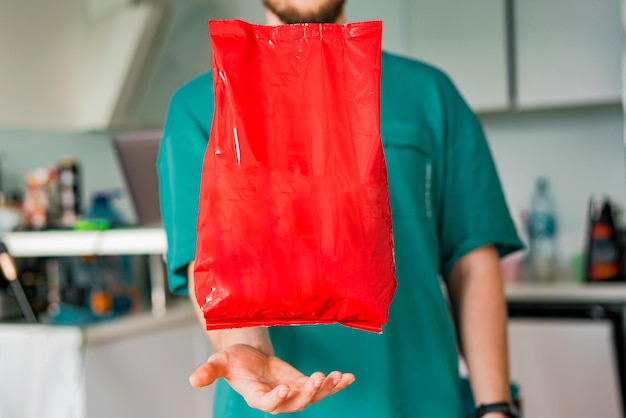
[187, 262, 274, 356]
[447, 246, 511, 406]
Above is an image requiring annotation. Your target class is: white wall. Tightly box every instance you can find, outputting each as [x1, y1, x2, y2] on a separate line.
[0, 0, 160, 131]
[480, 105, 626, 262]
[0, 0, 83, 129]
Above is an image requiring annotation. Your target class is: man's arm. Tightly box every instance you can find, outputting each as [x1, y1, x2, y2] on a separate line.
[185, 262, 355, 414]
[447, 245, 511, 418]
[186, 262, 274, 357]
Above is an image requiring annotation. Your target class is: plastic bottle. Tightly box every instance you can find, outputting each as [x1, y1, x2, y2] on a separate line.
[57, 157, 81, 228]
[526, 177, 558, 282]
[85, 190, 127, 227]
[585, 196, 622, 282]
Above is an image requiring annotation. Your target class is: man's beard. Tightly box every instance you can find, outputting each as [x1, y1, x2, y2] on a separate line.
[262, 0, 346, 24]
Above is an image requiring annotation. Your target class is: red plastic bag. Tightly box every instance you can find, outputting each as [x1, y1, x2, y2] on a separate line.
[194, 19, 396, 333]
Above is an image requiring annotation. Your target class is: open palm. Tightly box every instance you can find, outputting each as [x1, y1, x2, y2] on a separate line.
[189, 344, 355, 414]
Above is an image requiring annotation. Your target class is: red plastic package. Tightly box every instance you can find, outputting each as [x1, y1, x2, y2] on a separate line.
[194, 19, 396, 333]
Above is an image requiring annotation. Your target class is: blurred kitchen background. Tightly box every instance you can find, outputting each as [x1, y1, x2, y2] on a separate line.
[0, 0, 625, 417]
[1, 0, 623, 264]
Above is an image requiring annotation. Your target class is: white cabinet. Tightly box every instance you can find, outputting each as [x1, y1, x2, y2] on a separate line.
[350, 0, 512, 112]
[509, 320, 622, 418]
[347, 0, 622, 112]
[1, 230, 213, 418]
[406, 0, 510, 112]
[0, 304, 215, 418]
[505, 283, 626, 418]
[0, 326, 85, 418]
[514, 0, 622, 109]
[85, 320, 214, 418]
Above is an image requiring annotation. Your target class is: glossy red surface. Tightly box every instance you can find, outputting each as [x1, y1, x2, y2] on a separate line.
[194, 19, 396, 332]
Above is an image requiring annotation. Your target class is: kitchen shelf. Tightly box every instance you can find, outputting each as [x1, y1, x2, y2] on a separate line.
[505, 282, 626, 303]
[2, 228, 167, 258]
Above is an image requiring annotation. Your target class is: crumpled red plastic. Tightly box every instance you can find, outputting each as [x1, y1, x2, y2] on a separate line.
[194, 19, 396, 333]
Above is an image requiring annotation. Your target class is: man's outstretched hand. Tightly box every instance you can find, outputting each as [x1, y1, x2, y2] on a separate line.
[189, 344, 355, 414]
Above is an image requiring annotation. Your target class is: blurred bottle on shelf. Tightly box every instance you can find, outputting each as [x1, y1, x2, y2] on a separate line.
[57, 157, 82, 228]
[585, 196, 622, 282]
[85, 189, 127, 228]
[22, 168, 56, 230]
[525, 177, 558, 282]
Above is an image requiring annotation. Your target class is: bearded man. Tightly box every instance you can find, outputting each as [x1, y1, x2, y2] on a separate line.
[158, 1, 522, 417]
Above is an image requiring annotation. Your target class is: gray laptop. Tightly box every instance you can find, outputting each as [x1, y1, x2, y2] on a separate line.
[112, 131, 162, 227]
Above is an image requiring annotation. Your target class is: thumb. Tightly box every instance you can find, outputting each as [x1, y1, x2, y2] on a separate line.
[189, 355, 225, 388]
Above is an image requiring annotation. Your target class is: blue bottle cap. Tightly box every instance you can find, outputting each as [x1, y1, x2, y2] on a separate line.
[536, 176, 548, 192]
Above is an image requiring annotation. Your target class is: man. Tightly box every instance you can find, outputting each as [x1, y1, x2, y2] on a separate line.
[157, 0, 523, 417]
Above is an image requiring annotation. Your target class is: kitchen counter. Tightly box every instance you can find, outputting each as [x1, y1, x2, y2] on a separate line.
[0, 301, 213, 418]
[506, 281, 626, 302]
[84, 301, 196, 345]
[0, 300, 195, 333]
[5, 225, 626, 418]
[2, 227, 171, 317]
[505, 281, 626, 417]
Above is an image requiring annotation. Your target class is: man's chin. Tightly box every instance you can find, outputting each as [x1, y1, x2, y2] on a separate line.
[262, 0, 346, 24]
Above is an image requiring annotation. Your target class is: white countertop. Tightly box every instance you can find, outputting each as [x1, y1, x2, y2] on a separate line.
[505, 282, 626, 303]
[2, 227, 167, 257]
[7, 228, 626, 304]
[4, 283, 626, 346]
[84, 301, 197, 345]
[0, 301, 198, 345]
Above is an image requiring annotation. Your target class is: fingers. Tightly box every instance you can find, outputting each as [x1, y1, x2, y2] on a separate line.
[311, 372, 355, 404]
[247, 384, 291, 412]
[310, 371, 341, 403]
[191, 352, 356, 414]
[263, 371, 355, 414]
[188, 354, 226, 388]
[261, 372, 322, 414]
[331, 372, 355, 394]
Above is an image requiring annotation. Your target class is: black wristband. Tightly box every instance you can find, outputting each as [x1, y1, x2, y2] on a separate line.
[474, 402, 520, 418]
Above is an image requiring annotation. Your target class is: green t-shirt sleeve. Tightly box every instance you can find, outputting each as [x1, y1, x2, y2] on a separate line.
[157, 77, 213, 295]
[437, 78, 524, 279]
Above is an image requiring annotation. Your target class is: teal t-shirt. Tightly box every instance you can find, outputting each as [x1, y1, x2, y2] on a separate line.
[157, 51, 523, 417]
